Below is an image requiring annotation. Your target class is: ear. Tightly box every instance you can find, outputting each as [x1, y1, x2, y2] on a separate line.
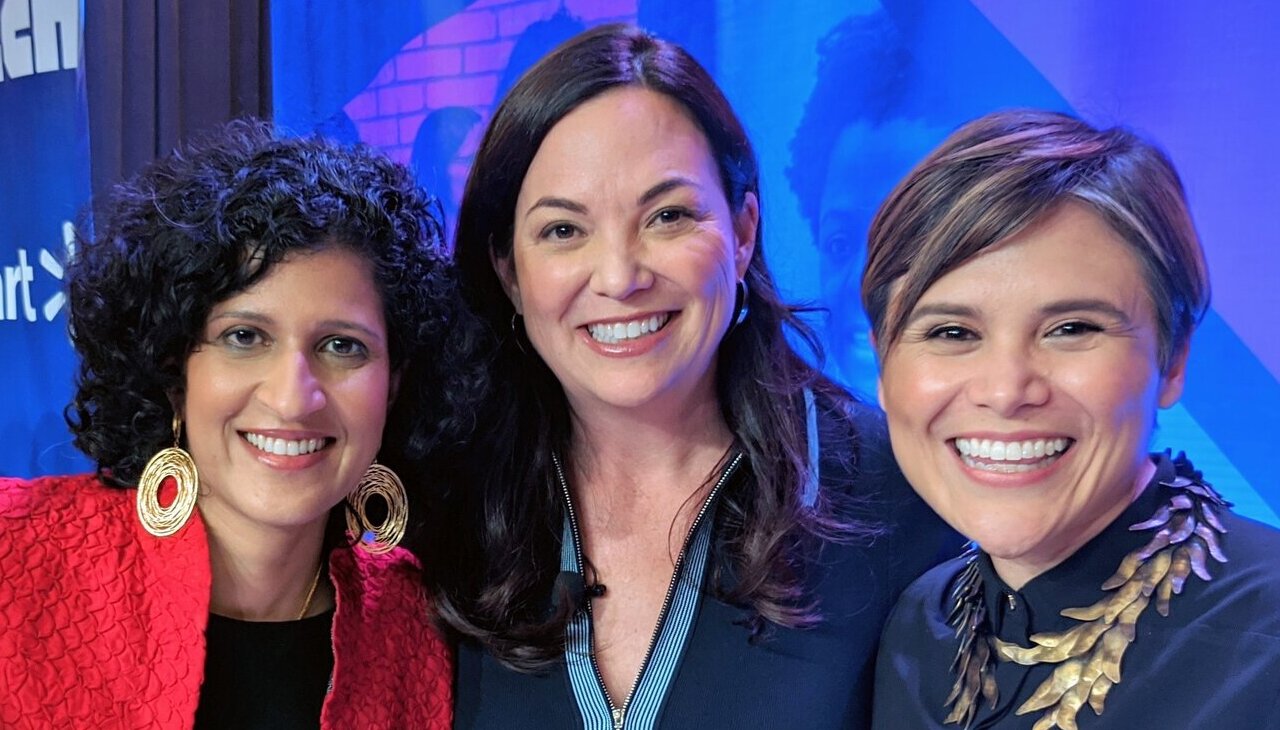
[869, 331, 888, 410]
[490, 248, 522, 315]
[732, 192, 760, 280]
[1157, 341, 1190, 409]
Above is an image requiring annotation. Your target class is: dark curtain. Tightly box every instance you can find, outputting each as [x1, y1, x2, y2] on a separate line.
[85, 0, 271, 204]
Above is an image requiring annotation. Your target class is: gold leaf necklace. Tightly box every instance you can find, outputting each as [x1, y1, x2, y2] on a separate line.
[944, 454, 1229, 730]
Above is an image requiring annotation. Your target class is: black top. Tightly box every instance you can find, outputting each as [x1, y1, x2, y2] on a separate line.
[194, 609, 335, 729]
[873, 453, 1280, 729]
[454, 400, 964, 729]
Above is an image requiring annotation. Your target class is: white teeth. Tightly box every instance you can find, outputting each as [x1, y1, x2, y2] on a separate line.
[588, 313, 671, 344]
[961, 457, 1053, 474]
[244, 432, 325, 456]
[954, 437, 1072, 463]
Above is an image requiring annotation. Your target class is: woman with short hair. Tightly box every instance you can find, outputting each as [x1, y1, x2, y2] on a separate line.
[867, 109, 1280, 729]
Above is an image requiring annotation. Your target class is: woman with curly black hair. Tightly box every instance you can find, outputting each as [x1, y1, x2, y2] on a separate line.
[0, 121, 470, 729]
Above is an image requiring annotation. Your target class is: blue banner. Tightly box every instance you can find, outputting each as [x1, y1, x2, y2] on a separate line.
[0, 0, 91, 476]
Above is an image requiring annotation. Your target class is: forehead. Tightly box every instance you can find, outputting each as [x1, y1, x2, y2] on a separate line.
[519, 87, 719, 201]
[915, 202, 1150, 310]
[213, 247, 382, 315]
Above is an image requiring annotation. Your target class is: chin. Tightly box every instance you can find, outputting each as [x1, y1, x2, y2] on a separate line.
[965, 520, 1049, 563]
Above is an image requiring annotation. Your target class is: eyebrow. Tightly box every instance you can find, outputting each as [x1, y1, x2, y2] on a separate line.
[637, 176, 700, 206]
[904, 303, 979, 325]
[524, 196, 588, 217]
[905, 298, 1133, 325]
[208, 310, 385, 342]
[522, 177, 703, 219]
[1039, 298, 1132, 322]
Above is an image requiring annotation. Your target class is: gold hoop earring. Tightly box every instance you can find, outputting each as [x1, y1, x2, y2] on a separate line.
[346, 461, 407, 554]
[136, 414, 199, 538]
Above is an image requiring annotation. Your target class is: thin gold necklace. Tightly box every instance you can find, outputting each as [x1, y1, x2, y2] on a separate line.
[296, 561, 324, 620]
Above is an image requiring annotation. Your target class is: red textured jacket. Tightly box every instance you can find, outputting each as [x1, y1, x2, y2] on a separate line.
[0, 474, 452, 729]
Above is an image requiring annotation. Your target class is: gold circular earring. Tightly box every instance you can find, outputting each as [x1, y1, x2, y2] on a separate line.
[136, 414, 199, 538]
[345, 461, 407, 554]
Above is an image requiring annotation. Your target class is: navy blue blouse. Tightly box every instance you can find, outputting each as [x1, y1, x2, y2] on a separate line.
[873, 453, 1280, 729]
[454, 400, 962, 729]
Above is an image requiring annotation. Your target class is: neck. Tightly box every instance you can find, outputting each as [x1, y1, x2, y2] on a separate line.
[990, 458, 1156, 590]
[201, 508, 331, 621]
[568, 386, 734, 498]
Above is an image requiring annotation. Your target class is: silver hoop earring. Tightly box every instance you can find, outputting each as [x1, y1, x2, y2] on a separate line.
[510, 312, 529, 355]
[730, 279, 750, 330]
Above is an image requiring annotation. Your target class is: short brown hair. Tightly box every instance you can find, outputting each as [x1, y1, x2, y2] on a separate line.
[862, 109, 1209, 371]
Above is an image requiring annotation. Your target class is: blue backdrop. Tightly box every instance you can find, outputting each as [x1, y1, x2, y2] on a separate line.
[6, 0, 1275, 531]
[272, 0, 1279, 526]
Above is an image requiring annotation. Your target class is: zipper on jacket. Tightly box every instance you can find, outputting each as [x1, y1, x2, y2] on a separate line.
[555, 451, 743, 729]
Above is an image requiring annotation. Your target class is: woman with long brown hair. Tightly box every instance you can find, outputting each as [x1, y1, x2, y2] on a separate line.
[429, 24, 960, 729]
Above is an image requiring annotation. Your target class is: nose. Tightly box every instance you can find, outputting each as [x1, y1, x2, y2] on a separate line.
[256, 349, 327, 421]
[588, 230, 653, 300]
[965, 341, 1050, 416]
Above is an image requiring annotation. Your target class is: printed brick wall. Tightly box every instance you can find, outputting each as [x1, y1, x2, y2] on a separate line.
[345, 0, 638, 165]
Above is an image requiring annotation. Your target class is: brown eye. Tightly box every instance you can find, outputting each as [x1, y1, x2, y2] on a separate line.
[221, 327, 264, 349]
[654, 208, 686, 224]
[927, 325, 977, 341]
[539, 222, 580, 241]
[322, 336, 368, 359]
[1049, 321, 1103, 337]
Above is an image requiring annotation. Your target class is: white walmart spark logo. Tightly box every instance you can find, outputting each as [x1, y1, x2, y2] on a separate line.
[2, 221, 74, 322]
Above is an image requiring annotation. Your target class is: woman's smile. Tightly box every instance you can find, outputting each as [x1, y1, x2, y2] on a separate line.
[240, 430, 337, 470]
[952, 435, 1074, 475]
[880, 202, 1185, 580]
[502, 86, 756, 416]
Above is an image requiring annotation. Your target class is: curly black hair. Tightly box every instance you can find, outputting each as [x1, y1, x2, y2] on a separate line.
[66, 119, 484, 492]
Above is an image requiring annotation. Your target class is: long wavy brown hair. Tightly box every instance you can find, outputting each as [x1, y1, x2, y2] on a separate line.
[426, 23, 872, 671]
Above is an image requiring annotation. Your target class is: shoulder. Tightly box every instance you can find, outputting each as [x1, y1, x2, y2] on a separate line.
[1186, 508, 1280, 639]
[872, 556, 969, 728]
[1219, 507, 1280, 566]
[815, 397, 965, 561]
[330, 544, 428, 612]
[885, 554, 968, 633]
[330, 546, 444, 642]
[329, 546, 452, 728]
[0, 473, 122, 517]
[0, 473, 133, 546]
[876, 555, 969, 686]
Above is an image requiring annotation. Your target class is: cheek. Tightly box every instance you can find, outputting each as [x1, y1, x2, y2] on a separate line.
[679, 245, 739, 310]
[514, 256, 579, 320]
[879, 357, 951, 426]
[181, 357, 233, 428]
[342, 369, 394, 423]
[1063, 354, 1162, 432]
